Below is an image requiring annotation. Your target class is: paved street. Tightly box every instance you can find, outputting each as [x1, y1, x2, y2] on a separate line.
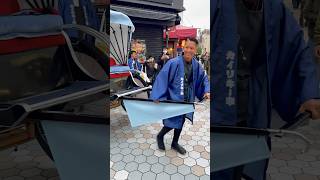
[110, 101, 210, 180]
[0, 140, 59, 180]
[267, 117, 320, 180]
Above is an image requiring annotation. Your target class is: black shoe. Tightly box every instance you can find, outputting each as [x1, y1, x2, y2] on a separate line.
[157, 135, 165, 150]
[171, 143, 186, 155]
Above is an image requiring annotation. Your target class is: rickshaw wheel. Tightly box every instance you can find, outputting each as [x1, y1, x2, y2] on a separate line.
[130, 73, 150, 98]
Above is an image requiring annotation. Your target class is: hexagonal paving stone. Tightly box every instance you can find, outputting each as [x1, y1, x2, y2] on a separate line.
[146, 138, 156, 144]
[127, 171, 142, 180]
[111, 154, 123, 162]
[0, 162, 16, 170]
[200, 175, 210, 180]
[127, 138, 137, 143]
[159, 156, 170, 165]
[125, 162, 139, 172]
[151, 163, 164, 174]
[138, 162, 151, 173]
[269, 159, 287, 167]
[185, 174, 200, 180]
[171, 173, 184, 180]
[279, 166, 302, 175]
[166, 150, 177, 158]
[196, 158, 209, 168]
[192, 135, 201, 141]
[137, 138, 147, 143]
[0, 168, 21, 178]
[197, 140, 208, 147]
[302, 167, 320, 175]
[111, 147, 121, 155]
[205, 166, 210, 175]
[310, 161, 320, 168]
[156, 172, 170, 180]
[189, 151, 201, 159]
[110, 169, 116, 179]
[294, 174, 319, 180]
[113, 161, 126, 171]
[204, 146, 210, 152]
[184, 157, 196, 167]
[120, 148, 132, 156]
[110, 161, 114, 169]
[9, 150, 30, 157]
[187, 140, 197, 146]
[267, 166, 278, 174]
[154, 150, 165, 157]
[183, 135, 192, 141]
[134, 134, 143, 139]
[41, 169, 59, 178]
[114, 170, 129, 180]
[171, 157, 184, 166]
[3, 176, 24, 180]
[305, 149, 320, 156]
[135, 155, 147, 164]
[123, 154, 135, 163]
[270, 173, 294, 180]
[193, 145, 205, 153]
[164, 164, 177, 175]
[296, 154, 317, 162]
[140, 143, 150, 150]
[141, 172, 156, 180]
[178, 164, 192, 175]
[20, 168, 42, 178]
[146, 156, 158, 164]
[192, 165, 205, 176]
[128, 143, 140, 149]
[179, 139, 187, 146]
[142, 149, 154, 157]
[131, 149, 143, 156]
[287, 160, 310, 168]
[13, 156, 33, 163]
[38, 161, 56, 169]
[184, 145, 194, 152]
[200, 151, 209, 160]
[177, 152, 189, 159]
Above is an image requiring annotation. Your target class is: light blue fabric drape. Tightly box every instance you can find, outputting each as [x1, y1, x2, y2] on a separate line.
[123, 99, 195, 127]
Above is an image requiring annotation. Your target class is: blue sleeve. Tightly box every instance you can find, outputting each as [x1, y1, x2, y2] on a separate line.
[128, 59, 133, 69]
[150, 62, 172, 100]
[196, 64, 210, 100]
[272, 3, 320, 122]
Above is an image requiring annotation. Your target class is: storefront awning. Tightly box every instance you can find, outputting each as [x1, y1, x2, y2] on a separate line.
[164, 25, 197, 39]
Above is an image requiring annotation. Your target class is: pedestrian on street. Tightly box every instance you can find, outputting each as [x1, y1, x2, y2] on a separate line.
[150, 38, 210, 155]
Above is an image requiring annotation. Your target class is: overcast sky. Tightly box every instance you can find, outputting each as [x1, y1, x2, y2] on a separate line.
[181, 0, 210, 30]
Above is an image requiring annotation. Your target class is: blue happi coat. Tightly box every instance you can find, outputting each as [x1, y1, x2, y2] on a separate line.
[212, 0, 319, 179]
[128, 58, 142, 71]
[150, 56, 210, 129]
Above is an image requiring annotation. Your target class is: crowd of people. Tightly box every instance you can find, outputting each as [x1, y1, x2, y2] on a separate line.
[127, 46, 210, 85]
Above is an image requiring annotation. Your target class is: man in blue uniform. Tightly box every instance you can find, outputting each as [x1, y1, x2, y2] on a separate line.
[150, 38, 210, 154]
[128, 51, 141, 71]
[212, 0, 320, 179]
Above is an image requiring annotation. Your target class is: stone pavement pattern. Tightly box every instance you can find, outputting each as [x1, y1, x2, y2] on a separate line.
[110, 101, 210, 180]
[267, 120, 320, 180]
[0, 140, 59, 180]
